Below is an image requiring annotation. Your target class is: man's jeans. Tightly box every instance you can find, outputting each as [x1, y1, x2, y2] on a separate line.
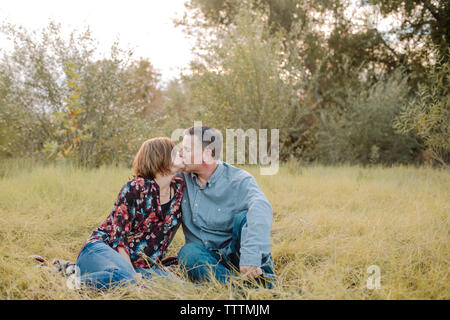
[76, 241, 168, 289]
[178, 211, 275, 289]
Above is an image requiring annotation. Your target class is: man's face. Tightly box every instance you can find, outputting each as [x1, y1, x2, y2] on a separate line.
[181, 134, 204, 172]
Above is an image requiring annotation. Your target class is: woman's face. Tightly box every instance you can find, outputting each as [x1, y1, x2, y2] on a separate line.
[170, 150, 185, 174]
[180, 134, 205, 172]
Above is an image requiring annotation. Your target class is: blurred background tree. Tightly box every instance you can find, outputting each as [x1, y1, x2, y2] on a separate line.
[0, 1, 448, 167]
[0, 22, 163, 166]
[394, 48, 450, 167]
[171, 0, 449, 166]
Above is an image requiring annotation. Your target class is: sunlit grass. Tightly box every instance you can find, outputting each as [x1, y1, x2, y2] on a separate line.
[0, 159, 448, 299]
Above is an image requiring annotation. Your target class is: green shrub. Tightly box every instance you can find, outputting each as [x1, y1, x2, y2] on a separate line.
[316, 70, 420, 165]
[394, 50, 450, 167]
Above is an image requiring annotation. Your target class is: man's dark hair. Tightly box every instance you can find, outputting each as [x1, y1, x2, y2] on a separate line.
[185, 126, 222, 160]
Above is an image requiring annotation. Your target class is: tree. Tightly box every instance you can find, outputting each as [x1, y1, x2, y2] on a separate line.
[121, 58, 163, 117]
[370, 0, 449, 60]
[318, 69, 421, 165]
[0, 22, 161, 166]
[394, 49, 450, 166]
[174, 0, 447, 165]
[182, 10, 318, 161]
[176, 1, 417, 157]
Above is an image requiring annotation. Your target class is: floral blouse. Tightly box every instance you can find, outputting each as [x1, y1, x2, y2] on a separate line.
[80, 176, 185, 269]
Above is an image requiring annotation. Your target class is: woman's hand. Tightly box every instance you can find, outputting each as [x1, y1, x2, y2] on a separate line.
[117, 246, 135, 270]
[117, 246, 143, 279]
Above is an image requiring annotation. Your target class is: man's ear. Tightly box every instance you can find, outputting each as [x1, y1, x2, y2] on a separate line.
[203, 148, 215, 164]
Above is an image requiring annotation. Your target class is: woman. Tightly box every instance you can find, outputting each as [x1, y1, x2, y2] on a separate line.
[75, 137, 185, 289]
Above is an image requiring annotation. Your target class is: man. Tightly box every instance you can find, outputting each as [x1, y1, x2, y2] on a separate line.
[176, 126, 275, 288]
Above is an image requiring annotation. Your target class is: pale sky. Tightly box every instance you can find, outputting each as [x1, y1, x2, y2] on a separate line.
[0, 0, 194, 83]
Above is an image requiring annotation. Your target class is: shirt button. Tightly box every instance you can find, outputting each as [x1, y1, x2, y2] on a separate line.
[218, 208, 221, 211]
[195, 203, 198, 206]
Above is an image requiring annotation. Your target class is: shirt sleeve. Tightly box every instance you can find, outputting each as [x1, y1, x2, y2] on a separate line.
[102, 181, 138, 256]
[238, 175, 273, 267]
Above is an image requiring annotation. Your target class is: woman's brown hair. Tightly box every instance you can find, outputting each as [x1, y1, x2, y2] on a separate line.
[132, 137, 175, 180]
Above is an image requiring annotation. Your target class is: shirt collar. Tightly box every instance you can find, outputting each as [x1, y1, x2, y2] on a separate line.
[208, 160, 224, 185]
[191, 160, 224, 187]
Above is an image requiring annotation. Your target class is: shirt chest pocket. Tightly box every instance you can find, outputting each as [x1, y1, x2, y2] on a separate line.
[206, 206, 234, 231]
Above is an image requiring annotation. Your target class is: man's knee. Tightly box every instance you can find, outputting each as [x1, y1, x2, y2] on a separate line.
[233, 210, 247, 236]
[178, 243, 207, 268]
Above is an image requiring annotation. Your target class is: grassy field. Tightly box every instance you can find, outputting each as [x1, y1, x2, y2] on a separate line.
[0, 159, 448, 299]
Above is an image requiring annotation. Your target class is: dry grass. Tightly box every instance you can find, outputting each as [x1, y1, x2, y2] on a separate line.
[0, 159, 448, 299]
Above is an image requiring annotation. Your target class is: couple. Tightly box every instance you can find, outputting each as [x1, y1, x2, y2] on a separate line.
[75, 126, 275, 289]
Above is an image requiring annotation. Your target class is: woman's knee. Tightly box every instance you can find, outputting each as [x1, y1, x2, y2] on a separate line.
[104, 267, 136, 282]
[80, 268, 136, 290]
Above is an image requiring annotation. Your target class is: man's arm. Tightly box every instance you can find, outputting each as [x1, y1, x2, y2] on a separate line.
[238, 174, 273, 276]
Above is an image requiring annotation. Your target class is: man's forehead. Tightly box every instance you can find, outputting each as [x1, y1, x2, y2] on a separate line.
[183, 134, 201, 147]
[182, 135, 193, 145]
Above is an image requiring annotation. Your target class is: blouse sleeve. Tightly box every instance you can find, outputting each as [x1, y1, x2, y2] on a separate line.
[102, 180, 139, 256]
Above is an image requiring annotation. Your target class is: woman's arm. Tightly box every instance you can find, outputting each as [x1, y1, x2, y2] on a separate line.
[117, 246, 135, 270]
[117, 246, 142, 279]
[106, 181, 140, 259]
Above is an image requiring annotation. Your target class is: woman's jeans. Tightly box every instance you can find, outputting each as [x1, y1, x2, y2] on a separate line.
[177, 211, 275, 289]
[76, 241, 167, 289]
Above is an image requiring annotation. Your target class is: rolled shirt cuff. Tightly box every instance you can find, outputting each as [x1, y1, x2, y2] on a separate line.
[239, 252, 263, 267]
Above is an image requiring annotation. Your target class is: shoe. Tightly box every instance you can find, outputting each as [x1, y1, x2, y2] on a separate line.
[52, 258, 77, 276]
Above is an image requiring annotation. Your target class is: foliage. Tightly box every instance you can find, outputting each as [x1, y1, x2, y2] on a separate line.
[159, 79, 198, 135]
[317, 70, 421, 165]
[370, 0, 450, 62]
[394, 50, 450, 166]
[177, 9, 319, 161]
[1, 2, 448, 167]
[175, 0, 448, 166]
[42, 62, 87, 160]
[0, 22, 162, 166]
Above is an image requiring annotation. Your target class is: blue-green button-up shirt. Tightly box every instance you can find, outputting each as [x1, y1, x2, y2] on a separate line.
[178, 161, 272, 267]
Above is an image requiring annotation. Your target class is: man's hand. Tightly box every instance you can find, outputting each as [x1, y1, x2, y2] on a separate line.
[240, 266, 263, 279]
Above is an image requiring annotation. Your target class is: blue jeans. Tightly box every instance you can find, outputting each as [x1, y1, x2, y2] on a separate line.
[76, 241, 168, 289]
[178, 211, 275, 289]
